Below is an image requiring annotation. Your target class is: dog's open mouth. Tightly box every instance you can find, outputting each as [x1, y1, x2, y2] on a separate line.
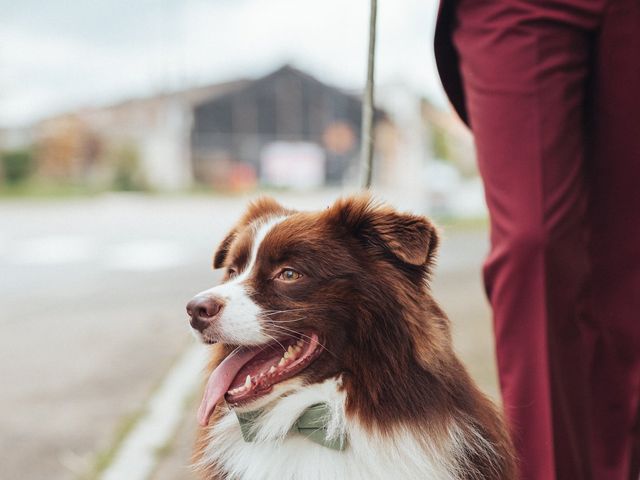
[197, 332, 321, 426]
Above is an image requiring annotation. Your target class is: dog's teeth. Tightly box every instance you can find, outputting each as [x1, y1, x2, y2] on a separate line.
[244, 375, 251, 388]
[296, 339, 304, 347]
[268, 366, 277, 374]
[287, 345, 294, 356]
[278, 358, 286, 367]
[284, 351, 290, 359]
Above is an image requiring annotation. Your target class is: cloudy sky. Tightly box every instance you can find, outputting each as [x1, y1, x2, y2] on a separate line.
[0, 0, 445, 127]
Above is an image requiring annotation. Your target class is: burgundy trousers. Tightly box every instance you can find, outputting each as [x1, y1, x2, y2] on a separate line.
[435, 1, 640, 479]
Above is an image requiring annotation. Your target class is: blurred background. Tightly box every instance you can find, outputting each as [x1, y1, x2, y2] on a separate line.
[0, 1, 495, 479]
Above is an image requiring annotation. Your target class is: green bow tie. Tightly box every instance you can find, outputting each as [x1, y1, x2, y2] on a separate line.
[234, 403, 347, 451]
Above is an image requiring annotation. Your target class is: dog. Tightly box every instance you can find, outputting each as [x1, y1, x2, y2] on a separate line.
[187, 195, 516, 480]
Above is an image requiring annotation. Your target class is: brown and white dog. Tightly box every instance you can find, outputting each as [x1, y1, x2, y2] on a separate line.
[187, 195, 516, 480]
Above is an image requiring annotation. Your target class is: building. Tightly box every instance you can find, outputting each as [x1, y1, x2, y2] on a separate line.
[191, 65, 385, 189]
[27, 65, 388, 191]
[34, 79, 247, 190]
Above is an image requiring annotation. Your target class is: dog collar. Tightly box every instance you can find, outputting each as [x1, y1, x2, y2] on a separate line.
[234, 403, 346, 451]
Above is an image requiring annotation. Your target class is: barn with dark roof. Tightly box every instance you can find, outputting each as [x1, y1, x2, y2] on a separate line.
[191, 65, 386, 187]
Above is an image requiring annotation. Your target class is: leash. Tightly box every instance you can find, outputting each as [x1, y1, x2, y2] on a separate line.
[360, 0, 378, 190]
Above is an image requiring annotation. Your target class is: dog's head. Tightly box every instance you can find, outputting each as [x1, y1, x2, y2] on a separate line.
[188, 194, 445, 426]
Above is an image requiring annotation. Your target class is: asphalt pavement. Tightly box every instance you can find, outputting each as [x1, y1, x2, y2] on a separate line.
[0, 190, 494, 480]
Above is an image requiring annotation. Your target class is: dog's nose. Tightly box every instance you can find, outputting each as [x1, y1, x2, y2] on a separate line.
[186, 295, 224, 332]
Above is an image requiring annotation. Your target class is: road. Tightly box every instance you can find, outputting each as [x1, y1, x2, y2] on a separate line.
[0, 191, 494, 480]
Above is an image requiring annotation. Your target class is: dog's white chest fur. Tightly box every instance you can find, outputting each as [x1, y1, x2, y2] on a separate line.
[196, 378, 465, 480]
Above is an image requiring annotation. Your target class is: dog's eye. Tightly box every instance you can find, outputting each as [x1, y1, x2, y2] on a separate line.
[275, 268, 302, 282]
[227, 267, 238, 279]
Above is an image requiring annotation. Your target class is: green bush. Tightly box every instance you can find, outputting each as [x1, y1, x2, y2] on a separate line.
[431, 127, 450, 162]
[111, 144, 147, 191]
[1, 149, 34, 185]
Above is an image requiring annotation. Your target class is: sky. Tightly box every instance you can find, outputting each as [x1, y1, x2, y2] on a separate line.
[0, 0, 446, 128]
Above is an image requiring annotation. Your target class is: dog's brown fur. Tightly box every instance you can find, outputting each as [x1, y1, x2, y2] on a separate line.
[193, 195, 516, 479]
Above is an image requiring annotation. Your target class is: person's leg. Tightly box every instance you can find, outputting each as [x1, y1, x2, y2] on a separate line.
[588, 1, 640, 477]
[452, 1, 604, 478]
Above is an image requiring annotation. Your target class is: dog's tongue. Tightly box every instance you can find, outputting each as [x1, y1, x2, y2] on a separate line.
[197, 347, 258, 426]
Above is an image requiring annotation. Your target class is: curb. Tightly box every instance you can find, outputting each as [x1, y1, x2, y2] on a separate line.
[100, 344, 206, 480]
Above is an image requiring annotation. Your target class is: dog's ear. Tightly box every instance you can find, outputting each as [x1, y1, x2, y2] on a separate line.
[213, 229, 237, 269]
[214, 196, 292, 269]
[329, 194, 439, 267]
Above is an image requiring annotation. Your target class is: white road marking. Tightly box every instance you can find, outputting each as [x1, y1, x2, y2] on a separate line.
[2, 236, 192, 271]
[101, 344, 208, 480]
[9, 235, 95, 265]
[103, 240, 191, 271]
